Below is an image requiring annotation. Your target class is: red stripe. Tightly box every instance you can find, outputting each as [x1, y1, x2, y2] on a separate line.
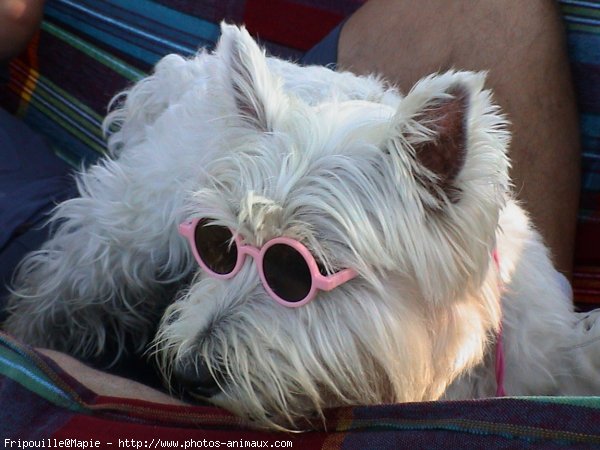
[579, 192, 600, 213]
[243, 0, 344, 51]
[572, 62, 600, 114]
[53, 415, 308, 441]
[574, 264, 600, 304]
[6, 33, 39, 97]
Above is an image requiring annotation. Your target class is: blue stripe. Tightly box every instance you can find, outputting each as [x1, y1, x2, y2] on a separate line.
[46, 5, 192, 65]
[564, 14, 600, 27]
[582, 138, 600, 158]
[31, 89, 105, 150]
[581, 159, 600, 190]
[24, 107, 105, 165]
[77, 18, 213, 62]
[56, 0, 199, 54]
[46, 0, 221, 64]
[42, 20, 146, 80]
[105, 0, 221, 43]
[81, 0, 210, 49]
[47, 7, 194, 64]
[0, 354, 73, 402]
[47, 0, 220, 54]
[581, 114, 600, 138]
[567, 31, 600, 64]
[11, 63, 104, 139]
[561, 0, 600, 10]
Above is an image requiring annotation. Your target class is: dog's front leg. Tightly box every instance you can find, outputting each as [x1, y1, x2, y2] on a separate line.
[3, 158, 193, 362]
[498, 202, 600, 396]
[557, 309, 600, 394]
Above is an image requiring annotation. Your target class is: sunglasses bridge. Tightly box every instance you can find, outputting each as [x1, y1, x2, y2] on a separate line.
[179, 219, 358, 307]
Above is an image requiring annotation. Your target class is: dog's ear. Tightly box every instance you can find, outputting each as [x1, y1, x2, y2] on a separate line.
[409, 85, 468, 194]
[388, 72, 508, 204]
[382, 72, 510, 302]
[217, 23, 288, 131]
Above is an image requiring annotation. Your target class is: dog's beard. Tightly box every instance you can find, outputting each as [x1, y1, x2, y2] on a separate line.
[152, 267, 498, 430]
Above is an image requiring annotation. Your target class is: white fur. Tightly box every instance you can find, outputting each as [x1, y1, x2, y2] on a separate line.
[5, 23, 600, 430]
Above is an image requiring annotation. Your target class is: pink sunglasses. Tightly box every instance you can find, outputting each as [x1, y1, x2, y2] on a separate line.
[178, 218, 358, 307]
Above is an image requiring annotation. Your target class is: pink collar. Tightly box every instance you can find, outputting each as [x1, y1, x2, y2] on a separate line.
[493, 250, 506, 397]
[495, 323, 506, 396]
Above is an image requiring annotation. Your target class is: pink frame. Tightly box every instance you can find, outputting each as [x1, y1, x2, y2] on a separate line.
[178, 218, 358, 307]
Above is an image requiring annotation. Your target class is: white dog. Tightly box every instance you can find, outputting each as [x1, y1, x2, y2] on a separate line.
[5, 24, 600, 430]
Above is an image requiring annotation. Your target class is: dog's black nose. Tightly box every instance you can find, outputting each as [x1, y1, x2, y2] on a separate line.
[174, 359, 222, 398]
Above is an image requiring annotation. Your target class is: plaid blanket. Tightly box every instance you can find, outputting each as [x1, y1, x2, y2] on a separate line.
[2, 331, 600, 447]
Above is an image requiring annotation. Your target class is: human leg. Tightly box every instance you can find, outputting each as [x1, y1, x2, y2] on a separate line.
[338, 0, 580, 280]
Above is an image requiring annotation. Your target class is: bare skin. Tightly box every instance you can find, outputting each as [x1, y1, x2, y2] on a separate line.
[38, 349, 188, 405]
[339, 0, 580, 280]
[0, 0, 45, 61]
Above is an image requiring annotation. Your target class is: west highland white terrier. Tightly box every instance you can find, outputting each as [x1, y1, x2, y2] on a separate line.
[5, 24, 600, 430]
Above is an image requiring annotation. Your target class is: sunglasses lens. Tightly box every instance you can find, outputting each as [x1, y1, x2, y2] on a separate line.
[194, 219, 238, 275]
[263, 244, 312, 303]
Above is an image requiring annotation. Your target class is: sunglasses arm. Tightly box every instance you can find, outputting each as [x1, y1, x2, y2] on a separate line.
[314, 268, 358, 291]
[178, 220, 195, 238]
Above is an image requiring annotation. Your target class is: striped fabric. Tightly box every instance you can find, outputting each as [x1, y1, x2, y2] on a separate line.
[0, 0, 599, 304]
[2, 331, 600, 446]
[0, 0, 363, 166]
[559, 0, 600, 305]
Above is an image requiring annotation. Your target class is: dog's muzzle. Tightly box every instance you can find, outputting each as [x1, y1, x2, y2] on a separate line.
[173, 358, 222, 398]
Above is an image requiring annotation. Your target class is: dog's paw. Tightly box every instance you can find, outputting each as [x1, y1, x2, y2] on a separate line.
[571, 310, 600, 374]
[574, 310, 600, 344]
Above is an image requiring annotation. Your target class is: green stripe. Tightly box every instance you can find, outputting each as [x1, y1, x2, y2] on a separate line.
[562, 5, 600, 20]
[346, 417, 600, 445]
[42, 21, 145, 81]
[33, 76, 105, 143]
[37, 73, 106, 125]
[53, 144, 88, 167]
[10, 64, 103, 127]
[0, 345, 84, 412]
[527, 396, 600, 409]
[564, 22, 600, 34]
[29, 95, 107, 154]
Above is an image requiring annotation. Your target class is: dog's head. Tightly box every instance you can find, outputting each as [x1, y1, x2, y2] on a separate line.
[154, 24, 510, 430]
